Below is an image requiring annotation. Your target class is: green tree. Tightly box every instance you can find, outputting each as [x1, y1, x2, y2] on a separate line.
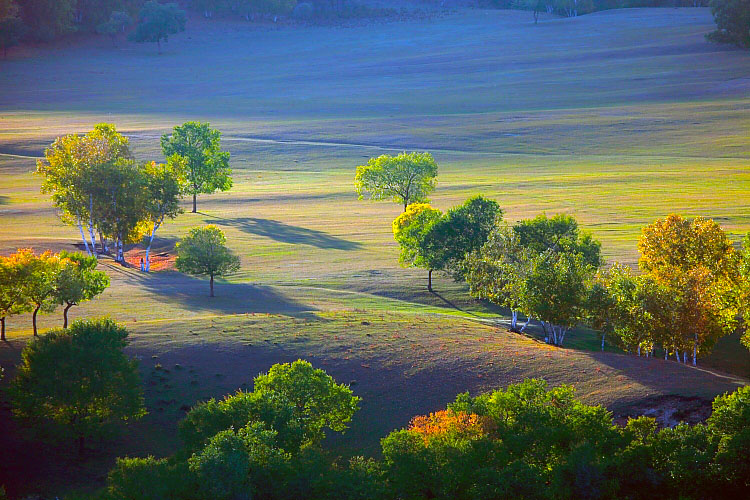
[522, 250, 594, 346]
[0, 1, 24, 58]
[160, 121, 232, 213]
[355, 152, 438, 212]
[129, 1, 186, 54]
[465, 225, 533, 331]
[9, 318, 146, 455]
[513, 213, 602, 268]
[420, 195, 502, 279]
[392, 203, 443, 291]
[96, 10, 131, 46]
[708, 0, 750, 48]
[0, 251, 31, 341]
[18, 0, 75, 40]
[142, 159, 184, 271]
[175, 225, 240, 297]
[54, 251, 110, 328]
[18, 249, 64, 337]
[253, 359, 361, 446]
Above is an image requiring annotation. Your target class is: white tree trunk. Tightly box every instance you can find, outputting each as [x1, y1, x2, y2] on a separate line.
[144, 220, 161, 272]
[693, 333, 698, 366]
[88, 194, 98, 255]
[511, 310, 518, 330]
[77, 216, 92, 255]
[520, 316, 532, 332]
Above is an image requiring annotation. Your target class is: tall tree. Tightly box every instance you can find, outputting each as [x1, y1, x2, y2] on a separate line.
[638, 214, 739, 364]
[707, 0, 750, 49]
[96, 10, 131, 47]
[9, 318, 146, 455]
[54, 251, 110, 328]
[175, 225, 241, 297]
[392, 203, 443, 291]
[0, 0, 24, 57]
[36, 123, 134, 257]
[355, 152, 438, 212]
[17, 250, 64, 337]
[142, 159, 184, 271]
[420, 195, 502, 279]
[160, 122, 232, 213]
[18, 0, 75, 40]
[129, 1, 186, 54]
[0, 251, 31, 341]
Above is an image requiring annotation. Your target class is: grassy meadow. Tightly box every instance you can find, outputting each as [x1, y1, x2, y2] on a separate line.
[1, 6, 749, 497]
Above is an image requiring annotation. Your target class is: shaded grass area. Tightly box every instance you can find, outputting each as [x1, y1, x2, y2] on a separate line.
[1, 310, 745, 498]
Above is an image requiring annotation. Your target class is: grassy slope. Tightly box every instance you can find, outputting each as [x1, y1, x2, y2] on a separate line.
[1, 6, 750, 497]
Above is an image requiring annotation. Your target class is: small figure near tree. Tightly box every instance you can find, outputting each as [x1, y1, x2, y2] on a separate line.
[355, 152, 438, 212]
[161, 122, 232, 213]
[9, 318, 146, 456]
[176, 225, 240, 297]
[129, 1, 186, 54]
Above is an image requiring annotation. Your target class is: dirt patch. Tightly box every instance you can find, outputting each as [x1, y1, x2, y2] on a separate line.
[612, 395, 713, 428]
[124, 249, 176, 272]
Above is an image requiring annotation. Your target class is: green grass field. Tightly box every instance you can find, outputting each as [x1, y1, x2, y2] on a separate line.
[1, 6, 749, 497]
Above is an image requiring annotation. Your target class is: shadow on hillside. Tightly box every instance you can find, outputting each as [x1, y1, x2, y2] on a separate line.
[111, 267, 316, 318]
[579, 349, 746, 404]
[0, 195, 9, 205]
[208, 215, 362, 250]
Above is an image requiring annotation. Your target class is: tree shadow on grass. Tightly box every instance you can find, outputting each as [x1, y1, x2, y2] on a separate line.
[0, 195, 9, 205]
[207, 215, 362, 250]
[115, 268, 317, 318]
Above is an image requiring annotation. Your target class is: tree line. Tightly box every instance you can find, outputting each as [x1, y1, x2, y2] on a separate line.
[0, 249, 109, 338]
[6, 319, 747, 499]
[0, 0, 186, 54]
[356, 151, 750, 363]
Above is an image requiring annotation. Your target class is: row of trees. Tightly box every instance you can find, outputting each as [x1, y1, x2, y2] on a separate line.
[37, 122, 232, 267]
[0, 0, 186, 51]
[12, 320, 742, 500]
[353, 152, 750, 362]
[0, 249, 109, 339]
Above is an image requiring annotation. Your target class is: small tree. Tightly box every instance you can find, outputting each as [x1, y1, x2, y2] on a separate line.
[0, 12, 24, 58]
[161, 121, 232, 213]
[9, 318, 146, 455]
[392, 203, 443, 291]
[0, 252, 31, 341]
[96, 10, 132, 47]
[142, 159, 184, 271]
[129, 1, 186, 54]
[54, 251, 110, 328]
[355, 152, 438, 212]
[17, 249, 64, 337]
[176, 225, 240, 297]
[707, 0, 750, 49]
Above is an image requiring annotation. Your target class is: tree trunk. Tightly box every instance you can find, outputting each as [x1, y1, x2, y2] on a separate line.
[192, 193, 197, 213]
[601, 333, 605, 351]
[210, 274, 215, 297]
[77, 217, 91, 255]
[33, 304, 40, 336]
[1, 317, 5, 341]
[64, 303, 73, 328]
[511, 310, 517, 330]
[428, 269, 433, 292]
[693, 333, 698, 366]
[520, 316, 531, 332]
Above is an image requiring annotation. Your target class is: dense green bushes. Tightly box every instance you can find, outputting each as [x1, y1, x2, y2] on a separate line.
[96, 369, 749, 500]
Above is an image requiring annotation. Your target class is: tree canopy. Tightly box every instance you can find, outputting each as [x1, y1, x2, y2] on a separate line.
[175, 225, 241, 297]
[160, 121, 232, 212]
[355, 152, 438, 211]
[9, 318, 146, 455]
[129, 1, 186, 53]
[707, 0, 750, 48]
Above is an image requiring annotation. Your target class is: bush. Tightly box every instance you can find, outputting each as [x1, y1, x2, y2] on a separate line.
[107, 456, 189, 500]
